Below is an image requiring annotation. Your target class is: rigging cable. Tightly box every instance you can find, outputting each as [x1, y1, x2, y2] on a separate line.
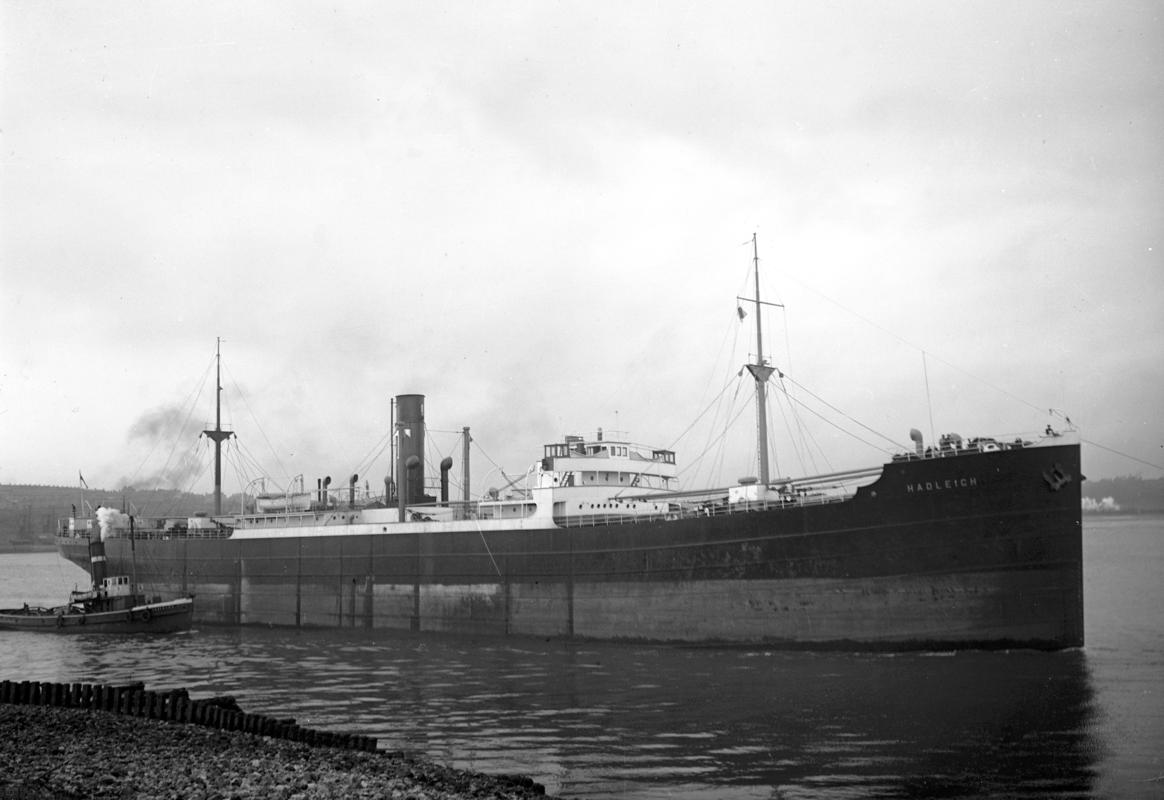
[471, 438, 507, 474]
[765, 389, 782, 479]
[775, 379, 900, 457]
[676, 376, 751, 487]
[469, 438, 520, 499]
[222, 447, 247, 513]
[665, 372, 738, 453]
[783, 273, 1049, 416]
[130, 354, 214, 492]
[351, 429, 392, 484]
[221, 361, 290, 485]
[171, 444, 213, 502]
[692, 374, 744, 488]
[774, 372, 816, 475]
[690, 299, 746, 425]
[772, 380, 807, 475]
[774, 272, 1158, 471]
[426, 427, 471, 493]
[224, 439, 263, 506]
[923, 350, 936, 445]
[1081, 439, 1162, 472]
[779, 373, 833, 474]
[779, 373, 908, 452]
[423, 427, 465, 496]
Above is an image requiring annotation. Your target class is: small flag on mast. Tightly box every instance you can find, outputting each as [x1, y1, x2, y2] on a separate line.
[737, 306, 747, 320]
[79, 471, 88, 489]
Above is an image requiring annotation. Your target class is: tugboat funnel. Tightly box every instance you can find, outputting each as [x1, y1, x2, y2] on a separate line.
[88, 538, 108, 587]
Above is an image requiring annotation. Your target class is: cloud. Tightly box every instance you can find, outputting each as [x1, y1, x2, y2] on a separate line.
[2, 0, 1161, 491]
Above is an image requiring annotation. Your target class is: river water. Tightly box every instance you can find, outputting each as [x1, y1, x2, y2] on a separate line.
[2, 517, 1161, 799]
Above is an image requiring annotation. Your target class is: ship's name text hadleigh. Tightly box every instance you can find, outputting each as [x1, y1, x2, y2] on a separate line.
[906, 477, 979, 493]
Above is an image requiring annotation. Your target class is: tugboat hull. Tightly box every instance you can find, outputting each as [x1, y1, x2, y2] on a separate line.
[0, 598, 193, 634]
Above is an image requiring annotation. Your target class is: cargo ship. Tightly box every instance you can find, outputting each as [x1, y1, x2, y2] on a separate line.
[56, 241, 1084, 649]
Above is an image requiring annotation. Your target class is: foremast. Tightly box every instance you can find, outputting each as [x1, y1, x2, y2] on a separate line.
[201, 338, 234, 515]
[742, 233, 779, 485]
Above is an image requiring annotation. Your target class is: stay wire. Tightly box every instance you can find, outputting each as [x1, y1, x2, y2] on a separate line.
[772, 384, 806, 475]
[123, 353, 212, 488]
[1081, 439, 1163, 472]
[777, 381, 899, 457]
[779, 373, 907, 451]
[423, 428, 464, 496]
[784, 273, 1048, 416]
[132, 353, 214, 492]
[352, 430, 392, 483]
[221, 361, 290, 485]
[666, 372, 738, 453]
[677, 376, 751, 487]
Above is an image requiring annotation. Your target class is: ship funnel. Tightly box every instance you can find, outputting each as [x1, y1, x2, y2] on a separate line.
[439, 456, 453, 503]
[909, 428, 924, 457]
[349, 474, 359, 507]
[322, 476, 332, 507]
[395, 394, 426, 505]
[88, 538, 108, 587]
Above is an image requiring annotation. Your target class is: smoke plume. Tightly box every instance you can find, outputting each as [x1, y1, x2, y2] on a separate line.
[124, 403, 207, 489]
[95, 506, 130, 542]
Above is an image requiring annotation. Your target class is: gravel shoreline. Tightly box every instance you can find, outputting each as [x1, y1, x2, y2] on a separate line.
[1, 705, 556, 800]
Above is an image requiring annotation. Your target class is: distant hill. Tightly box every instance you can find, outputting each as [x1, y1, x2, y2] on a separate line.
[0, 484, 242, 545]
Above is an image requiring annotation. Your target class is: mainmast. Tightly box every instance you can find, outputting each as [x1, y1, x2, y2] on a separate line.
[743, 234, 779, 485]
[201, 338, 234, 515]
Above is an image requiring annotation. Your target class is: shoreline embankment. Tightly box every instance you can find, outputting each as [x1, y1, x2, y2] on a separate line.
[1, 680, 553, 799]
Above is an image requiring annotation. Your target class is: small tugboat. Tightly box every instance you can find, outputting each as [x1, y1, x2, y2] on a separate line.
[1, 525, 193, 633]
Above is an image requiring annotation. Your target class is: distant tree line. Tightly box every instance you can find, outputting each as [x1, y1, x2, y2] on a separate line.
[0, 484, 241, 544]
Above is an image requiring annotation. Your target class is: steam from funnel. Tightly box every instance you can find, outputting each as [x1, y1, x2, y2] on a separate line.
[95, 507, 130, 542]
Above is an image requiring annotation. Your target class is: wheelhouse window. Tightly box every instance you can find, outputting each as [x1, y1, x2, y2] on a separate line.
[652, 449, 676, 464]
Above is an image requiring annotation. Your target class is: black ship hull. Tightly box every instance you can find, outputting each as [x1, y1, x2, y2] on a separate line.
[58, 442, 1082, 649]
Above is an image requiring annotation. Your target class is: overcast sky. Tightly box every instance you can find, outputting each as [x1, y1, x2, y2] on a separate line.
[2, 1, 1161, 501]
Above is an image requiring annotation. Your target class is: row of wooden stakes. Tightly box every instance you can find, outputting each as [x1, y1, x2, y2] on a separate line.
[0, 679, 378, 752]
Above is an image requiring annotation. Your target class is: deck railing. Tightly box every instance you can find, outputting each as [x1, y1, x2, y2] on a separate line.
[57, 527, 234, 541]
[552, 492, 851, 529]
